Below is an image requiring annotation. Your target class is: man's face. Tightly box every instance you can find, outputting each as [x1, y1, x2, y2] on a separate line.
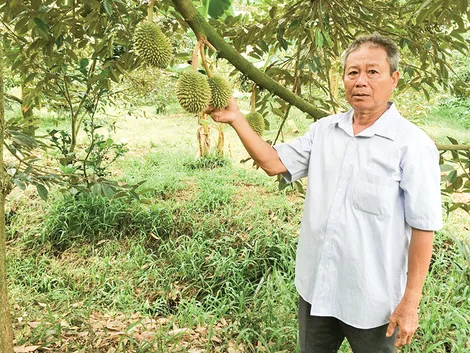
[343, 45, 399, 117]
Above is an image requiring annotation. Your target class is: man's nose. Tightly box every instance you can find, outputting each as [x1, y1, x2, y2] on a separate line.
[355, 72, 368, 86]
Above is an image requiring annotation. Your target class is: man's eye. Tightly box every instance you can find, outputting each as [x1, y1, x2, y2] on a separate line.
[348, 71, 358, 75]
[369, 70, 378, 74]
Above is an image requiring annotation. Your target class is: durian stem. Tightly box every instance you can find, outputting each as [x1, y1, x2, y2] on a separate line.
[148, 0, 155, 22]
[199, 40, 213, 78]
[202, 115, 210, 156]
[250, 84, 256, 112]
[197, 126, 204, 157]
[217, 127, 224, 157]
[192, 41, 201, 71]
[203, 39, 216, 52]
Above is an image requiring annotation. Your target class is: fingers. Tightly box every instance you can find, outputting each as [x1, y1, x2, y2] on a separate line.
[394, 329, 414, 348]
[387, 316, 416, 348]
[204, 105, 216, 115]
[385, 319, 396, 337]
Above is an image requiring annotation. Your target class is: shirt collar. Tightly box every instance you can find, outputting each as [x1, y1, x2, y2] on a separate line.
[334, 103, 399, 141]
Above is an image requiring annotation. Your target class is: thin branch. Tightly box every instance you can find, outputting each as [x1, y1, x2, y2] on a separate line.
[4, 94, 22, 104]
[199, 40, 212, 77]
[1, 20, 28, 45]
[82, 93, 102, 183]
[273, 40, 302, 146]
[191, 41, 201, 70]
[203, 39, 216, 52]
[74, 60, 97, 140]
[62, 74, 75, 119]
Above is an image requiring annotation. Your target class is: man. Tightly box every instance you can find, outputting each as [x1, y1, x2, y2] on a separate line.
[207, 34, 442, 352]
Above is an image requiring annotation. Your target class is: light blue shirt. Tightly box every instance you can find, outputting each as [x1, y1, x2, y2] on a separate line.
[274, 103, 443, 329]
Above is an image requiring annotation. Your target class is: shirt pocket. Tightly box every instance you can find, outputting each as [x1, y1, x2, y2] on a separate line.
[351, 169, 398, 217]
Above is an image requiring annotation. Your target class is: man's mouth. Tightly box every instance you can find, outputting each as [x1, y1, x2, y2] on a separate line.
[353, 93, 369, 97]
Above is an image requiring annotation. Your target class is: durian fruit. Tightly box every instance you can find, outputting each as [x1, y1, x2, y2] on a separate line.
[176, 71, 211, 114]
[208, 75, 231, 109]
[246, 112, 265, 136]
[134, 22, 173, 69]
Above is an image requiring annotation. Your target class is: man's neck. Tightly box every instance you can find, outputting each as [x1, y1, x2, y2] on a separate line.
[352, 104, 390, 136]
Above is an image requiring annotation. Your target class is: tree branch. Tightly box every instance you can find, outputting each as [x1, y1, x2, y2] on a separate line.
[436, 144, 470, 151]
[4, 93, 22, 104]
[170, 0, 327, 120]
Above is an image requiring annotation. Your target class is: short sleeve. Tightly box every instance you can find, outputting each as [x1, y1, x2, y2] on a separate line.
[274, 122, 318, 183]
[399, 137, 443, 231]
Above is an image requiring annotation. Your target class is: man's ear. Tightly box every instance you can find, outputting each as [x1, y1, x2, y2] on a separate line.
[391, 71, 400, 89]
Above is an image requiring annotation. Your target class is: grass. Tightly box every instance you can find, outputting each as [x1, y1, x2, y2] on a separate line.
[5, 94, 470, 352]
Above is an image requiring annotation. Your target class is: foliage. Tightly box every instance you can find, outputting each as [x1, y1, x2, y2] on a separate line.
[435, 96, 470, 129]
[0, 0, 152, 200]
[6, 148, 470, 352]
[195, 0, 470, 141]
[119, 67, 179, 114]
[440, 137, 470, 214]
[184, 153, 231, 170]
[41, 192, 173, 251]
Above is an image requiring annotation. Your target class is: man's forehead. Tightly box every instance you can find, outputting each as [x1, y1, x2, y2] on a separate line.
[345, 46, 389, 66]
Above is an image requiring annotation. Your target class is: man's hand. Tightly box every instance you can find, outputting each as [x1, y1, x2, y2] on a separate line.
[386, 297, 419, 347]
[205, 97, 244, 125]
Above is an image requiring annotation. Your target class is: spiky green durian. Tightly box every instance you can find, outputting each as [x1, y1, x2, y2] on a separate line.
[176, 71, 211, 114]
[208, 75, 231, 109]
[246, 112, 265, 136]
[134, 22, 173, 69]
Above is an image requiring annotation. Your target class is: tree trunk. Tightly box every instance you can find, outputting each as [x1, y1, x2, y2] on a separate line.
[0, 36, 15, 353]
[170, 0, 327, 120]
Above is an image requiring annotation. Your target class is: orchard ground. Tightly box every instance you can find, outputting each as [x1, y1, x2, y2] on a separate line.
[5, 93, 470, 353]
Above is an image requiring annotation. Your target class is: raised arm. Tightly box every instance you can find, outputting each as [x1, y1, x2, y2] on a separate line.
[207, 97, 287, 176]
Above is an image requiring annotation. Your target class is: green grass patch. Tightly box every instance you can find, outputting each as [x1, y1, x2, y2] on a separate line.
[6, 104, 470, 352]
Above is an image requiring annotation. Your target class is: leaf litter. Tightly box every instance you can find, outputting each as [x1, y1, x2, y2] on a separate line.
[14, 311, 246, 352]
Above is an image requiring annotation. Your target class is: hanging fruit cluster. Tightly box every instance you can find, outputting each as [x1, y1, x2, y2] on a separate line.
[132, 0, 264, 141]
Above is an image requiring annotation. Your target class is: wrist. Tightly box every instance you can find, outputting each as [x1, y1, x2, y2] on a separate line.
[401, 289, 422, 308]
[229, 112, 245, 129]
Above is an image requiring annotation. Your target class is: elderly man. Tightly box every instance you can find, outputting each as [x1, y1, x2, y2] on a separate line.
[207, 34, 442, 352]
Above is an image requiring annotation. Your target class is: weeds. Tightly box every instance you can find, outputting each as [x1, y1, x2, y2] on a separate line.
[6, 123, 470, 352]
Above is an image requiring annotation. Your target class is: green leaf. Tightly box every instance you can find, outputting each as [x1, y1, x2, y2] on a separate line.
[447, 170, 457, 183]
[263, 118, 270, 130]
[80, 58, 89, 70]
[101, 184, 115, 198]
[272, 108, 284, 117]
[14, 17, 29, 33]
[208, 0, 232, 19]
[24, 73, 37, 84]
[452, 176, 463, 190]
[447, 136, 459, 145]
[36, 183, 48, 201]
[33, 17, 50, 39]
[440, 164, 454, 172]
[14, 179, 27, 190]
[91, 183, 102, 195]
[109, 68, 120, 83]
[315, 30, 324, 48]
[102, 0, 113, 16]
[31, 0, 42, 11]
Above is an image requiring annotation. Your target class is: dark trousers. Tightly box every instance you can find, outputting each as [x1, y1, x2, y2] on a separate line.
[299, 296, 397, 353]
